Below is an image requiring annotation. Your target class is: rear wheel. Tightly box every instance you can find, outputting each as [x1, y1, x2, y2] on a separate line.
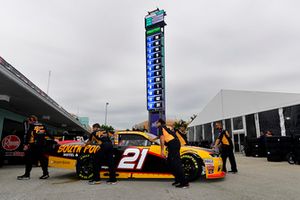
[181, 154, 202, 181]
[76, 154, 94, 180]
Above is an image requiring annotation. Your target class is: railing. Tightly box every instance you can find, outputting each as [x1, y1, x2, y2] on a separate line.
[0, 56, 83, 127]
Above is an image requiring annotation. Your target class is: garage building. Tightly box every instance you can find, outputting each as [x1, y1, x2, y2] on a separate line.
[188, 89, 300, 152]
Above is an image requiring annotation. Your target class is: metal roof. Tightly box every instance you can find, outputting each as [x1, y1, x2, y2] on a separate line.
[189, 89, 300, 127]
[0, 56, 88, 133]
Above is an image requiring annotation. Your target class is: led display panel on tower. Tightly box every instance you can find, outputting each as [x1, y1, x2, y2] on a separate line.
[146, 32, 164, 110]
[145, 10, 166, 111]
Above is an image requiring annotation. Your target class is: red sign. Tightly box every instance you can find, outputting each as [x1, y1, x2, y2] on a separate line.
[2, 135, 21, 151]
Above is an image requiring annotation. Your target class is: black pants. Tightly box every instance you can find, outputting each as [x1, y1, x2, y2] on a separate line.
[221, 146, 237, 172]
[167, 139, 188, 184]
[92, 142, 116, 181]
[24, 144, 49, 176]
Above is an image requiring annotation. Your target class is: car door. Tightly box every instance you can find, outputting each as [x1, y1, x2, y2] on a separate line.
[116, 133, 170, 174]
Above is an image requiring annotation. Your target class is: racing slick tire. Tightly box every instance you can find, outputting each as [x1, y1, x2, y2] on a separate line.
[181, 154, 202, 181]
[76, 154, 94, 180]
[287, 152, 296, 165]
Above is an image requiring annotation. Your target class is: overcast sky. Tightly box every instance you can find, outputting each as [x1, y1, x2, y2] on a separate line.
[1, 0, 300, 129]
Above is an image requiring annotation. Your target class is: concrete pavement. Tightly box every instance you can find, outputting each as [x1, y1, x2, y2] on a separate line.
[0, 154, 299, 200]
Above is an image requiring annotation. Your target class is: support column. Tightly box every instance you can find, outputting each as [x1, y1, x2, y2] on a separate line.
[279, 108, 286, 136]
[194, 126, 197, 141]
[202, 125, 205, 141]
[211, 122, 214, 142]
[242, 115, 247, 136]
[254, 113, 261, 138]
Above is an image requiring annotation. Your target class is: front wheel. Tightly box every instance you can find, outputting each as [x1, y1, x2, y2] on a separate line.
[181, 154, 202, 181]
[76, 154, 94, 180]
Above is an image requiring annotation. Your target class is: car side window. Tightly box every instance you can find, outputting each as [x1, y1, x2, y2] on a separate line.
[118, 134, 151, 147]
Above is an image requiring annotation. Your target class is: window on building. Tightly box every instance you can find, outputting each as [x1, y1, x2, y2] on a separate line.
[187, 127, 195, 142]
[258, 109, 281, 136]
[204, 123, 212, 143]
[225, 119, 232, 138]
[246, 114, 256, 138]
[283, 105, 300, 136]
[233, 117, 243, 130]
[213, 121, 222, 142]
[195, 125, 202, 142]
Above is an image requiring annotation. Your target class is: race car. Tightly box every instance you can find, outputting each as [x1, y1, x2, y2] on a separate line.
[48, 131, 225, 181]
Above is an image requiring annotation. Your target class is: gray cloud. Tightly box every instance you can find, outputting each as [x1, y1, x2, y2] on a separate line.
[1, 0, 300, 129]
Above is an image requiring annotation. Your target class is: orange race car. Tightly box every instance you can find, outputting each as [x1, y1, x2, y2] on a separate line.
[49, 131, 225, 181]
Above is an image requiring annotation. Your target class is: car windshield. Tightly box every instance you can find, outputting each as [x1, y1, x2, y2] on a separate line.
[145, 132, 160, 145]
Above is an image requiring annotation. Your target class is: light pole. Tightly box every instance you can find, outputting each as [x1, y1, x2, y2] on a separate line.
[46, 70, 51, 95]
[105, 102, 109, 125]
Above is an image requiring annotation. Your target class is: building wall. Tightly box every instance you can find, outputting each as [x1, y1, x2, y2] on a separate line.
[188, 104, 300, 145]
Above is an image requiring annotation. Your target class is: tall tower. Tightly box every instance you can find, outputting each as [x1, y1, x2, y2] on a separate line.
[145, 9, 167, 135]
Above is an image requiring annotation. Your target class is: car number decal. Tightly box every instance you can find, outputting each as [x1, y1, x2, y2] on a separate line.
[117, 148, 149, 170]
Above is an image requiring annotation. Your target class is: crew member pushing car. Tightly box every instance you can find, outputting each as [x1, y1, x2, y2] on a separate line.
[87, 123, 117, 185]
[214, 122, 238, 173]
[173, 126, 188, 146]
[17, 115, 50, 180]
[156, 119, 189, 188]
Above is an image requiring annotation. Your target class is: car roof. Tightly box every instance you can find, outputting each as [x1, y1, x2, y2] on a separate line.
[116, 131, 151, 138]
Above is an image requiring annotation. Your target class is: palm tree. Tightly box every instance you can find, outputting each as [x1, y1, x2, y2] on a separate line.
[100, 124, 115, 133]
[173, 120, 188, 131]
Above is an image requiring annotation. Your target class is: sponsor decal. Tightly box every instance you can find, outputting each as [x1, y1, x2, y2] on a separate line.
[58, 145, 82, 154]
[2, 135, 21, 151]
[50, 160, 72, 165]
[62, 153, 78, 157]
[5, 151, 25, 157]
[117, 148, 149, 170]
[57, 144, 100, 154]
[204, 159, 214, 166]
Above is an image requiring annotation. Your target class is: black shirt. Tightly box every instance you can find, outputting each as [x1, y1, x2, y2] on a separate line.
[217, 130, 233, 148]
[157, 125, 176, 144]
[25, 122, 48, 145]
[89, 130, 111, 144]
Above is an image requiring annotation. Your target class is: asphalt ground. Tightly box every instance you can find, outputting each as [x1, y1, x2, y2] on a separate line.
[0, 154, 300, 200]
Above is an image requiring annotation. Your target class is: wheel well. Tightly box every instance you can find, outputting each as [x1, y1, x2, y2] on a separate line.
[182, 153, 204, 166]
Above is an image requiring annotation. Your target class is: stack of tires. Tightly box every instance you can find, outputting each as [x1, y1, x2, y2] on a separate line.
[266, 136, 292, 162]
[252, 139, 266, 157]
[295, 135, 300, 163]
[244, 137, 266, 157]
[287, 134, 300, 164]
[244, 137, 252, 157]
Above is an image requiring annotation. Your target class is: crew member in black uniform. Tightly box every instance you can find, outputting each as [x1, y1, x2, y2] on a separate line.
[214, 122, 238, 173]
[173, 125, 188, 147]
[17, 115, 50, 180]
[87, 123, 117, 185]
[156, 119, 189, 188]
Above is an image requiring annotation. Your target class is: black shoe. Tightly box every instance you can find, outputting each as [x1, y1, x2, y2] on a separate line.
[39, 174, 49, 179]
[172, 182, 180, 186]
[176, 183, 189, 189]
[88, 180, 101, 185]
[106, 180, 117, 185]
[228, 170, 238, 174]
[17, 175, 30, 180]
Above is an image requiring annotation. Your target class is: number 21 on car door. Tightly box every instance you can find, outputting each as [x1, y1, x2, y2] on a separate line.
[117, 148, 149, 170]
